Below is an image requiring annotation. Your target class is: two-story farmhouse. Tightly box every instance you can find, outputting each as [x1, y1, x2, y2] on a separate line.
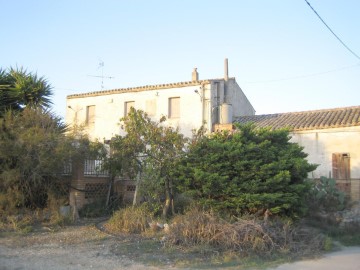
[65, 60, 359, 207]
[66, 59, 255, 140]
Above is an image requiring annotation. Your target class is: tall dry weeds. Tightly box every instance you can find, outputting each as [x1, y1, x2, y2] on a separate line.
[105, 205, 153, 234]
[165, 208, 324, 257]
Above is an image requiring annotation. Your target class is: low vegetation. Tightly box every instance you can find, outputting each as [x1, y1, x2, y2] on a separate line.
[165, 208, 325, 257]
[103, 205, 328, 267]
[105, 204, 154, 234]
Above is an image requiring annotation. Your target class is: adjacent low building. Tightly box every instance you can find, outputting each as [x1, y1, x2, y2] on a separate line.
[236, 106, 360, 201]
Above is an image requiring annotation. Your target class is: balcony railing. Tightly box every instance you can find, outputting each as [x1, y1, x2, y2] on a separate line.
[84, 159, 109, 177]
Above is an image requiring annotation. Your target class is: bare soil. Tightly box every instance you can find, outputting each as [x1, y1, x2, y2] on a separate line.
[0, 221, 180, 270]
[2, 221, 359, 270]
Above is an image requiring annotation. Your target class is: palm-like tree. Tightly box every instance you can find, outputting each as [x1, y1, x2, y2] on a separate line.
[0, 68, 17, 113]
[0, 67, 53, 115]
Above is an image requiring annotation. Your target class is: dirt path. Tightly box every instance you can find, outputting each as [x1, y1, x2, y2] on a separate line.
[269, 246, 360, 270]
[0, 225, 171, 270]
[1, 224, 360, 270]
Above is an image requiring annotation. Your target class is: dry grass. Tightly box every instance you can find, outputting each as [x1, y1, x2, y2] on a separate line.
[164, 208, 325, 258]
[104, 205, 153, 234]
[0, 193, 71, 233]
[102, 206, 327, 266]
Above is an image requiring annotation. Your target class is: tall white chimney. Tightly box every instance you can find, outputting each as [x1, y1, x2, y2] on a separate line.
[224, 58, 229, 81]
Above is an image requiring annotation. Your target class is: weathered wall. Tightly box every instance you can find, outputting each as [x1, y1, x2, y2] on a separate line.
[66, 79, 255, 140]
[225, 78, 256, 117]
[66, 85, 205, 140]
[290, 126, 360, 179]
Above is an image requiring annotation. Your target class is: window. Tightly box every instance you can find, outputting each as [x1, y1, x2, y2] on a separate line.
[168, 97, 180, 118]
[86, 105, 95, 125]
[332, 153, 350, 180]
[146, 99, 157, 116]
[124, 101, 135, 116]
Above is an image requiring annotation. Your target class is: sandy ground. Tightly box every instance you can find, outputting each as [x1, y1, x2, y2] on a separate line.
[269, 246, 360, 270]
[1, 224, 360, 270]
[0, 225, 168, 270]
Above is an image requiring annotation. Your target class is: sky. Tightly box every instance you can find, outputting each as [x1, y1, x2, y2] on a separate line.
[1, 0, 359, 118]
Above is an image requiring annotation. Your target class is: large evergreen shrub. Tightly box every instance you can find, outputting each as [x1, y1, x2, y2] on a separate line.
[175, 124, 317, 217]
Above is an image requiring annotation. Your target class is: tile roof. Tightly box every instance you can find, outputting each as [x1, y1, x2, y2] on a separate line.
[67, 78, 234, 99]
[235, 106, 360, 131]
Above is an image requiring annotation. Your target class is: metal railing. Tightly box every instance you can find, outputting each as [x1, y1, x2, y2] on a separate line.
[84, 159, 109, 176]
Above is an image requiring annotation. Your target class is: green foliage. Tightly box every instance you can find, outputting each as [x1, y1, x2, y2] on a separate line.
[0, 108, 78, 210]
[175, 124, 317, 217]
[306, 177, 346, 212]
[108, 108, 188, 218]
[0, 67, 53, 115]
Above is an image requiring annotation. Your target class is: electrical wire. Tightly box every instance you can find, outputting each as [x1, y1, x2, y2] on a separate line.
[243, 63, 360, 84]
[304, 0, 360, 61]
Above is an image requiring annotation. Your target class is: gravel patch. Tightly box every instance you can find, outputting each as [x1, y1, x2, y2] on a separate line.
[0, 225, 169, 270]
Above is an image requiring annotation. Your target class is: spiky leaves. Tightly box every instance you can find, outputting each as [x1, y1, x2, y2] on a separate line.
[0, 67, 53, 115]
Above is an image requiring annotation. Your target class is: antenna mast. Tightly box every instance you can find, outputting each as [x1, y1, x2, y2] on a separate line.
[88, 60, 114, 89]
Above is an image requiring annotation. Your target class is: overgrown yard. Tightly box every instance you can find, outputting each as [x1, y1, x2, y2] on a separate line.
[1, 104, 359, 269]
[0, 216, 331, 270]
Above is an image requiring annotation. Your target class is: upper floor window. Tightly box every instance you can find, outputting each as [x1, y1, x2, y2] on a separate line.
[86, 105, 95, 125]
[124, 101, 135, 116]
[146, 99, 157, 116]
[169, 97, 180, 118]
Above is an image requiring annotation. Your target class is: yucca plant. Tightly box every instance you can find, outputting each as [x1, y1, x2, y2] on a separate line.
[0, 67, 53, 115]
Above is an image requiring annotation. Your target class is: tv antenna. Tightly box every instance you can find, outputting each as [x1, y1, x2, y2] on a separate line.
[88, 60, 114, 89]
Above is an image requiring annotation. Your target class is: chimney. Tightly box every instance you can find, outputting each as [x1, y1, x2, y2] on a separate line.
[224, 58, 229, 81]
[192, 68, 199, 81]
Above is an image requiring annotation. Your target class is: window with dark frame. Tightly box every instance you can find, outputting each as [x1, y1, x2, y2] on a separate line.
[168, 97, 180, 118]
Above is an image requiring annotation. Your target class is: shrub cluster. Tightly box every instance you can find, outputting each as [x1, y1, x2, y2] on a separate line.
[164, 208, 325, 257]
[104, 204, 153, 234]
[0, 192, 71, 232]
[175, 125, 317, 217]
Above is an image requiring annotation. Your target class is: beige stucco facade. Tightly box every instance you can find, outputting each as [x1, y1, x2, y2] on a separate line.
[290, 126, 360, 200]
[290, 126, 360, 179]
[66, 78, 255, 141]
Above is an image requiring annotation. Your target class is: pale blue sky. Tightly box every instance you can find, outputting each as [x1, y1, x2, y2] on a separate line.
[1, 0, 359, 118]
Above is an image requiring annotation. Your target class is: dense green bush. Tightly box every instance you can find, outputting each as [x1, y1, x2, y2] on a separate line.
[174, 124, 317, 217]
[0, 108, 105, 211]
[0, 109, 71, 209]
